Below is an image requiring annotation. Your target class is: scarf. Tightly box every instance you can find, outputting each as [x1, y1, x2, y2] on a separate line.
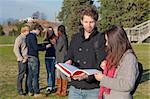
[98, 61, 116, 99]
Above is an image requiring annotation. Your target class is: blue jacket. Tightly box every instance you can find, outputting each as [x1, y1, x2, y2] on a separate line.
[26, 32, 45, 57]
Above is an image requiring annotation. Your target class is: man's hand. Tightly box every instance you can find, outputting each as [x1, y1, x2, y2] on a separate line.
[22, 58, 27, 63]
[72, 73, 88, 81]
[65, 60, 72, 65]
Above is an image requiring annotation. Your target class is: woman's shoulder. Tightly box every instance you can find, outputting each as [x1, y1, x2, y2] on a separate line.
[123, 50, 136, 59]
[120, 49, 137, 65]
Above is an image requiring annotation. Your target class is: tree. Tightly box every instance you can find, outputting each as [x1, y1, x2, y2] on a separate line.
[13, 21, 26, 36]
[0, 24, 5, 36]
[32, 11, 40, 19]
[41, 12, 47, 20]
[32, 11, 47, 20]
[57, 0, 94, 39]
[9, 29, 18, 36]
[97, 0, 149, 31]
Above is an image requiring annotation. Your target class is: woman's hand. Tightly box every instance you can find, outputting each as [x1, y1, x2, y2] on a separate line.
[46, 44, 51, 48]
[94, 71, 103, 81]
[100, 60, 107, 69]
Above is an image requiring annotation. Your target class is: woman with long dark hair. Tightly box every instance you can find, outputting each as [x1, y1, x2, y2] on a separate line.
[94, 25, 139, 99]
[55, 25, 68, 96]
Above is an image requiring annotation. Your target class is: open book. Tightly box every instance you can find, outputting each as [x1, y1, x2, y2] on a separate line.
[55, 63, 100, 77]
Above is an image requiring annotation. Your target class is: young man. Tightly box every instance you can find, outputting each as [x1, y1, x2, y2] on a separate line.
[26, 23, 44, 97]
[65, 7, 107, 99]
[13, 25, 30, 96]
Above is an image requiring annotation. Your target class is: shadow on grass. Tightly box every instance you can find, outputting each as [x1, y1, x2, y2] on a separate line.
[40, 86, 47, 91]
[140, 69, 150, 83]
[136, 62, 150, 84]
[143, 69, 150, 73]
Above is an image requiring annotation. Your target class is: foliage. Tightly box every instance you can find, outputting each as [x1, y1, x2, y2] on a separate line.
[32, 11, 47, 20]
[97, 0, 149, 31]
[41, 12, 47, 20]
[16, 21, 26, 33]
[8, 21, 27, 36]
[0, 24, 5, 36]
[32, 11, 41, 19]
[9, 29, 18, 36]
[57, 0, 94, 39]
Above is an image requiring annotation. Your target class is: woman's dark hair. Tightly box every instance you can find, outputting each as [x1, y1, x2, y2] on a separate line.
[58, 25, 65, 33]
[104, 25, 136, 67]
[48, 26, 54, 31]
[44, 26, 55, 41]
[58, 25, 67, 37]
[57, 25, 68, 50]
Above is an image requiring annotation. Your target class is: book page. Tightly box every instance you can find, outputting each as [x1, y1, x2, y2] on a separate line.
[59, 63, 79, 72]
[81, 69, 100, 75]
[56, 63, 100, 77]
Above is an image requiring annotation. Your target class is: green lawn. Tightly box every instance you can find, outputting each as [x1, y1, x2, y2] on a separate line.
[0, 36, 16, 44]
[0, 44, 149, 99]
[0, 36, 43, 44]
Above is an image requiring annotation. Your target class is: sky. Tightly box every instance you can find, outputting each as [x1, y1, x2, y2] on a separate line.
[0, 0, 100, 23]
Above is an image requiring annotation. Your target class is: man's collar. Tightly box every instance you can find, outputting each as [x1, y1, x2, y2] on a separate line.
[79, 27, 98, 40]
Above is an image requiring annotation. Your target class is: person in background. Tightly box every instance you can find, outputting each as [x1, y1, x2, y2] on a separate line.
[94, 25, 139, 99]
[55, 25, 68, 96]
[43, 26, 57, 95]
[65, 7, 106, 99]
[26, 23, 45, 97]
[13, 25, 30, 96]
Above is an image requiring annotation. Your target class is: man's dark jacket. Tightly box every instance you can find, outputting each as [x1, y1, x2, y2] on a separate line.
[65, 27, 107, 89]
[26, 32, 45, 58]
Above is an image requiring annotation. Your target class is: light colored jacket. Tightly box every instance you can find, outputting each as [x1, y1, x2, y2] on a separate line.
[13, 34, 28, 61]
[100, 49, 139, 99]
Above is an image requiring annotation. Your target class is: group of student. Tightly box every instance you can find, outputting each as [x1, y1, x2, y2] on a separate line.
[14, 23, 68, 97]
[13, 7, 139, 99]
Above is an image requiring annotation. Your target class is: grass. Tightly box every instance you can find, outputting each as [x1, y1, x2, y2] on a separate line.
[132, 44, 150, 99]
[0, 44, 149, 99]
[0, 36, 16, 44]
[0, 46, 67, 99]
[0, 36, 44, 44]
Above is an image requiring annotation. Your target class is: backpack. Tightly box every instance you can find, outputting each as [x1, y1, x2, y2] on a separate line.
[130, 62, 143, 95]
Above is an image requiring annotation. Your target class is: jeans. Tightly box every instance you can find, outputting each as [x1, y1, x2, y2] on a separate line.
[17, 61, 28, 93]
[45, 58, 56, 88]
[68, 86, 99, 99]
[27, 56, 40, 94]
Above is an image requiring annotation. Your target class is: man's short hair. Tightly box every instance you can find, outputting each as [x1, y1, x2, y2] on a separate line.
[30, 23, 43, 32]
[21, 25, 30, 33]
[80, 7, 99, 21]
